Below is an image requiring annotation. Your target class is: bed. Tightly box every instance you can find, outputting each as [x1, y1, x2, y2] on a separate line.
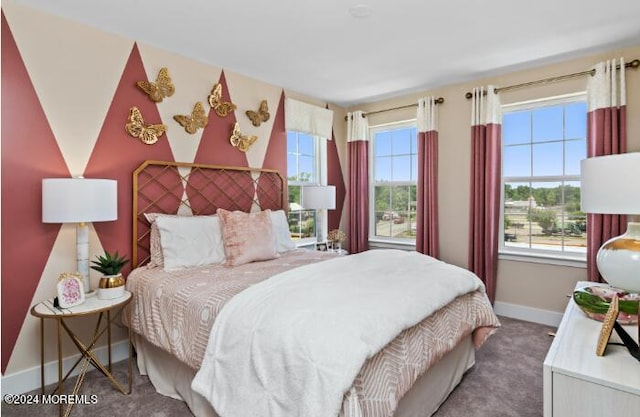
[125, 160, 500, 417]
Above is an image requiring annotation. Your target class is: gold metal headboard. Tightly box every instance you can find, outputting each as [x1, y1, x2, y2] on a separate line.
[132, 160, 285, 267]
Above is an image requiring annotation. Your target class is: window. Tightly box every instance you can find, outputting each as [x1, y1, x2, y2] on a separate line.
[370, 122, 418, 242]
[287, 131, 324, 241]
[501, 94, 587, 259]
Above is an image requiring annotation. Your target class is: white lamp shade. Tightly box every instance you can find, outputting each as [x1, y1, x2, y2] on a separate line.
[42, 178, 118, 223]
[301, 185, 336, 210]
[580, 153, 640, 214]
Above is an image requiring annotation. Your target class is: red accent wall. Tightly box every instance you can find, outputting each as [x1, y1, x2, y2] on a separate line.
[84, 43, 175, 276]
[1, 13, 71, 372]
[260, 91, 287, 208]
[194, 71, 248, 167]
[0, 9, 347, 372]
[327, 129, 346, 231]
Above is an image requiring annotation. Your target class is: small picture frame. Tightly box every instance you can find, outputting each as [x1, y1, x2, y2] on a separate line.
[56, 272, 85, 309]
[315, 242, 328, 252]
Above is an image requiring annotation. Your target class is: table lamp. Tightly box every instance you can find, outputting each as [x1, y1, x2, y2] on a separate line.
[301, 185, 336, 243]
[580, 152, 640, 293]
[42, 178, 118, 295]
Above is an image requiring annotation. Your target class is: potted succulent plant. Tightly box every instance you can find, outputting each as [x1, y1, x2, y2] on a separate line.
[90, 250, 129, 300]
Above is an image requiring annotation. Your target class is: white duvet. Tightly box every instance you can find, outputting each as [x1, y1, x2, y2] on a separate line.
[191, 249, 485, 417]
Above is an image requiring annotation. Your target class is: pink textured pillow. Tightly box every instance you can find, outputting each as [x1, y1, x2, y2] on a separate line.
[217, 209, 278, 266]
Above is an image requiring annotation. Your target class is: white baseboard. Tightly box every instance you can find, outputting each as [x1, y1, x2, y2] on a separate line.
[1, 340, 130, 395]
[494, 301, 563, 327]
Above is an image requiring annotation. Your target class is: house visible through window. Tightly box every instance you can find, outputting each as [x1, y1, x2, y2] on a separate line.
[370, 122, 418, 243]
[501, 94, 587, 258]
[287, 131, 320, 241]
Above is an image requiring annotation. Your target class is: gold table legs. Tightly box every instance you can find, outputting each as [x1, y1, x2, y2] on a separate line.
[38, 306, 132, 417]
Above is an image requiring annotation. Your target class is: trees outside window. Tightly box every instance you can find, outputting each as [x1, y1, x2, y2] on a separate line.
[501, 94, 587, 258]
[370, 122, 417, 242]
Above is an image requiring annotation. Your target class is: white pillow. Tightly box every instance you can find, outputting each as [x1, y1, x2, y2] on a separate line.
[155, 215, 226, 270]
[270, 210, 296, 253]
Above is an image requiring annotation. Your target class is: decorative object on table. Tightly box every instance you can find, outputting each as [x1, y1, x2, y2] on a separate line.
[125, 107, 167, 145]
[91, 250, 129, 300]
[301, 185, 336, 244]
[596, 295, 619, 356]
[229, 122, 257, 152]
[573, 286, 639, 325]
[246, 100, 270, 126]
[315, 242, 328, 252]
[173, 102, 208, 134]
[208, 83, 236, 117]
[56, 272, 85, 308]
[327, 229, 346, 251]
[136, 67, 175, 102]
[42, 178, 118, 296]
[580, 152, 640, 293]
[594, 293, 640, 361]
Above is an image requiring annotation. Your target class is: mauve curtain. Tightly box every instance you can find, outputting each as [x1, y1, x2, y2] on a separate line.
[416, 97, 439, 257]
[586, 58, 627, 283]
[347, 111, 369, 253]
[468, 86, 501, 304]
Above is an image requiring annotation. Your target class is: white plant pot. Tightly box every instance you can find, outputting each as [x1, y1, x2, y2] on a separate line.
[97, 286, 125, 300]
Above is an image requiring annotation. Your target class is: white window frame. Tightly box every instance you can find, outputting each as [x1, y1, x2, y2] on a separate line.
[286, 131, 328, 247]
[368, 119, 418, 246]
[499, 92, 587, 267]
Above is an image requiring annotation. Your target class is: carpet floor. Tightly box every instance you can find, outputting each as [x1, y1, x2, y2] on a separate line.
[1, 316, 555, 417]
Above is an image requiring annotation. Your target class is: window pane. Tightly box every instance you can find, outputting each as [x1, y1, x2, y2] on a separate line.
[504, 181, 532, 248]
[287, 154, 298, 179]
[392, 129, 411, 155]
[298, 156, 315, 182]
[375, 131, 392, 156]
[374, 185, 392, 237]
[532, 142, 563, 176]
[564, 181, 586, 252]
[565, 138, 586, 176]
[375, 157, 392, 182]
[411, 131, 417, 154]
[528, 181, 562, 248]
[298, 133, 315, 155]
[392, 156, 411, 181]
[565, 102, 587, 140]
[288, 185, 303, 238]
[503, 111, 531, 145]
[287, 132, 298, 153]
[533, 106, 563, 142]
[503, 145, 531, 177]
[411, 154, 418, 181]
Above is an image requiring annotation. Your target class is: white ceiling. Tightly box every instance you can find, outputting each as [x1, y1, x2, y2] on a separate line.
[10, 0, 640, 107]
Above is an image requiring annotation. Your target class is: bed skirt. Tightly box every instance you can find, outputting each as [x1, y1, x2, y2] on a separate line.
[134, 333, 475, 417]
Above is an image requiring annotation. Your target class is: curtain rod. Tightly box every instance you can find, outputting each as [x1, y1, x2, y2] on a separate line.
[464, 58, 640, 99]
[344, 97, 444, 121]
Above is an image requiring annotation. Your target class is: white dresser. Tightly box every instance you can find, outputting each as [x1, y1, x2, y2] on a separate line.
[543, 282, 640, 416]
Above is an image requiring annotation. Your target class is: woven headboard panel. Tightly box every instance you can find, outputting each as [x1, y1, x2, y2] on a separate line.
[132, 160, 285, 267]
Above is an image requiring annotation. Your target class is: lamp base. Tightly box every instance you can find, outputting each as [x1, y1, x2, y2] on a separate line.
[597, 222, 640, 293]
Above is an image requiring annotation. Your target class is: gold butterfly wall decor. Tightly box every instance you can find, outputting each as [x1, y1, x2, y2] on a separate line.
[229, 122, 257, 152]
[208, 83, 237, 117]
[136, 67, 175, 103]
[245, 100, 270, 127]
[125, 107, 167, 145]
[173, 102, 209, 134]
